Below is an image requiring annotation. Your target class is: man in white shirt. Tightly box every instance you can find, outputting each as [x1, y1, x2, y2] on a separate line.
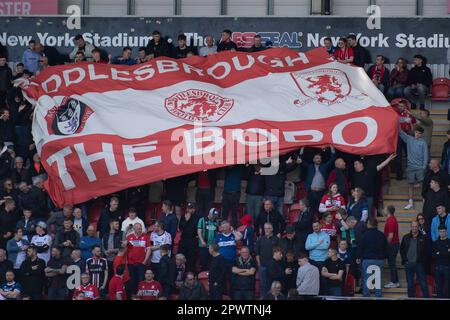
[150, 221, 172, 280]
[121, 208, 145, 235]
[30, 222, 52, 264]
[199, 35, 217, 56]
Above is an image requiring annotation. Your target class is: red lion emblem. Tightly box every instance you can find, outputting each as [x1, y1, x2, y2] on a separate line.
[165, 89, 234, 123]
[291, 68, 351, 105]
[305, 75, 344, 103]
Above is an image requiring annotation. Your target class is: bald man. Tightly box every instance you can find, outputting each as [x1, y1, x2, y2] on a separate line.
[326, 158, 349, 199]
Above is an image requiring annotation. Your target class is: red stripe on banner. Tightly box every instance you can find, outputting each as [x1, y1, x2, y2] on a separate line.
[23, 47, 331, 99]
[41, 106, 398, 207]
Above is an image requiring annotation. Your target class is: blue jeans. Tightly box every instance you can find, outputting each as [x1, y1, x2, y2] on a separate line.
[222, 192, 240, 227]
[404, 84, 428, 108]
[387, 243, 399, 283]
[376, 84, 386, 95]
[395, 138, 407, 178]
[47, 287, 67, 300]
[265, 196, 284, 217]
[366, 196, 374, 217]
[405, 262, 429, 298]
[128, 263, 146, 296]
[387, 86, 405, 101]
[259, 265, 268, 298]
[434, 265, 450, 298]
[327, 286, 342, 297]
[246, 194, 264, 221]
[362, 259, 384, 297]
[233, 290, 254, 300]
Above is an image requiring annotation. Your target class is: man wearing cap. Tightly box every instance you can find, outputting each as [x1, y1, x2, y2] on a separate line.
[280, 226, 303, 259]
[179, 202, 199, 272]
[197, 208, 219, 271]
[30, 221, 52, 264]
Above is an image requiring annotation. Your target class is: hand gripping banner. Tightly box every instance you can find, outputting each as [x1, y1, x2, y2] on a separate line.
[21, 47, 398, 206]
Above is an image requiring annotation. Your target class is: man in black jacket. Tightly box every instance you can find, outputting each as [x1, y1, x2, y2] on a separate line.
[347, 34, 370, 68]
[28, 176, 49, 220]
[279, 225, 303, 258]
[0, 56, 12, 108]
[245, 164, 265, 221]
[54, 218, 80, 258]
[264, 154, 296, 215]
[102, 218, 123, 277]
[208, 243, 226, 300]
[178, 202, 199, 272]
[255, 222, 279, 298]
[432, 225, 450, 298]
[231, 246, 256, 300]
[0, 198, 20, 249]
[265, 246, 286, 292]
[404, 54, 433, 110]
[356, 218, 388, 297]
[217, 29, 237, 52]
[255, 199, 285, 237]
[400, 221, 430, 298]
[0, 141, 12, 182]
[423, 176, 450, 228]
[179, 272, 207, 300]
[19, 245, 46, 300]
[295, 199, 313, 252]
[158, 244, 175, 299]
[145, 30, 173, 58]
[97, 197, 122, 238]
[422, 159, 450, 198]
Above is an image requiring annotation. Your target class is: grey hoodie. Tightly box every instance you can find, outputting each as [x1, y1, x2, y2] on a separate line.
[399, 128, 429, 170]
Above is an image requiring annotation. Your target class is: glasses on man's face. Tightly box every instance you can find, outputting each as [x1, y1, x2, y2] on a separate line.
[187, 278, 194, 281]
[418, 217, 425, 221]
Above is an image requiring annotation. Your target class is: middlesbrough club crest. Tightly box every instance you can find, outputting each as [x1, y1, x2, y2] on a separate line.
[45, 97, 94, 135]
[164, 89, 234, 123]
[291, 68, 352, 106]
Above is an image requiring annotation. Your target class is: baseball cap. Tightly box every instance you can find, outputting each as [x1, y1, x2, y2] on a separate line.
[209, 208, 219, 217]
[187, 202, 196, 209]
[36, 221, 47, 229]
[286, 225, 295, 234]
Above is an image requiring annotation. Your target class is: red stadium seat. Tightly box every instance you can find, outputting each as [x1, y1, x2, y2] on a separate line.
[343, 274, 355, 296]
[88, 200, 104, 225]
[198, 271, 209, 293]
[172, 230, 182, 255]
[431, 77, 450, 101]
[287, 203, 301, 225]
[169, 294, 179, 300]
[222, 295, 231, 300]
[255, 271, 260, 299]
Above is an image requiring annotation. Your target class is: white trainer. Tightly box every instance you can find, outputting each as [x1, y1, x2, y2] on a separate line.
[384, 282, 396, 288]
[404, 203, 414, 210]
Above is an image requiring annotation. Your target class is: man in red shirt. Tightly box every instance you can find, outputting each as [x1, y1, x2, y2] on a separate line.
[393, 99, 416, 180]
[137, 268, 162, 300]
[383, 205, 400, 288]
[109, 264, 127, 300]
[125, 223, 151, 295]
[72, 273, 99, 300]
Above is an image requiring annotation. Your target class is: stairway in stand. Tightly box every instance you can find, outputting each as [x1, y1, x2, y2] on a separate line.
[360, 101, 449, 298]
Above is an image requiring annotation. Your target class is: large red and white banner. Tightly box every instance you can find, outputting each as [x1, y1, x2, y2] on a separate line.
[22, 47, 398, 207]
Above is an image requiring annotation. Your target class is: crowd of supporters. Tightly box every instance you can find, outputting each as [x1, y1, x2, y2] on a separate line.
[0, 29, 449, 300]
